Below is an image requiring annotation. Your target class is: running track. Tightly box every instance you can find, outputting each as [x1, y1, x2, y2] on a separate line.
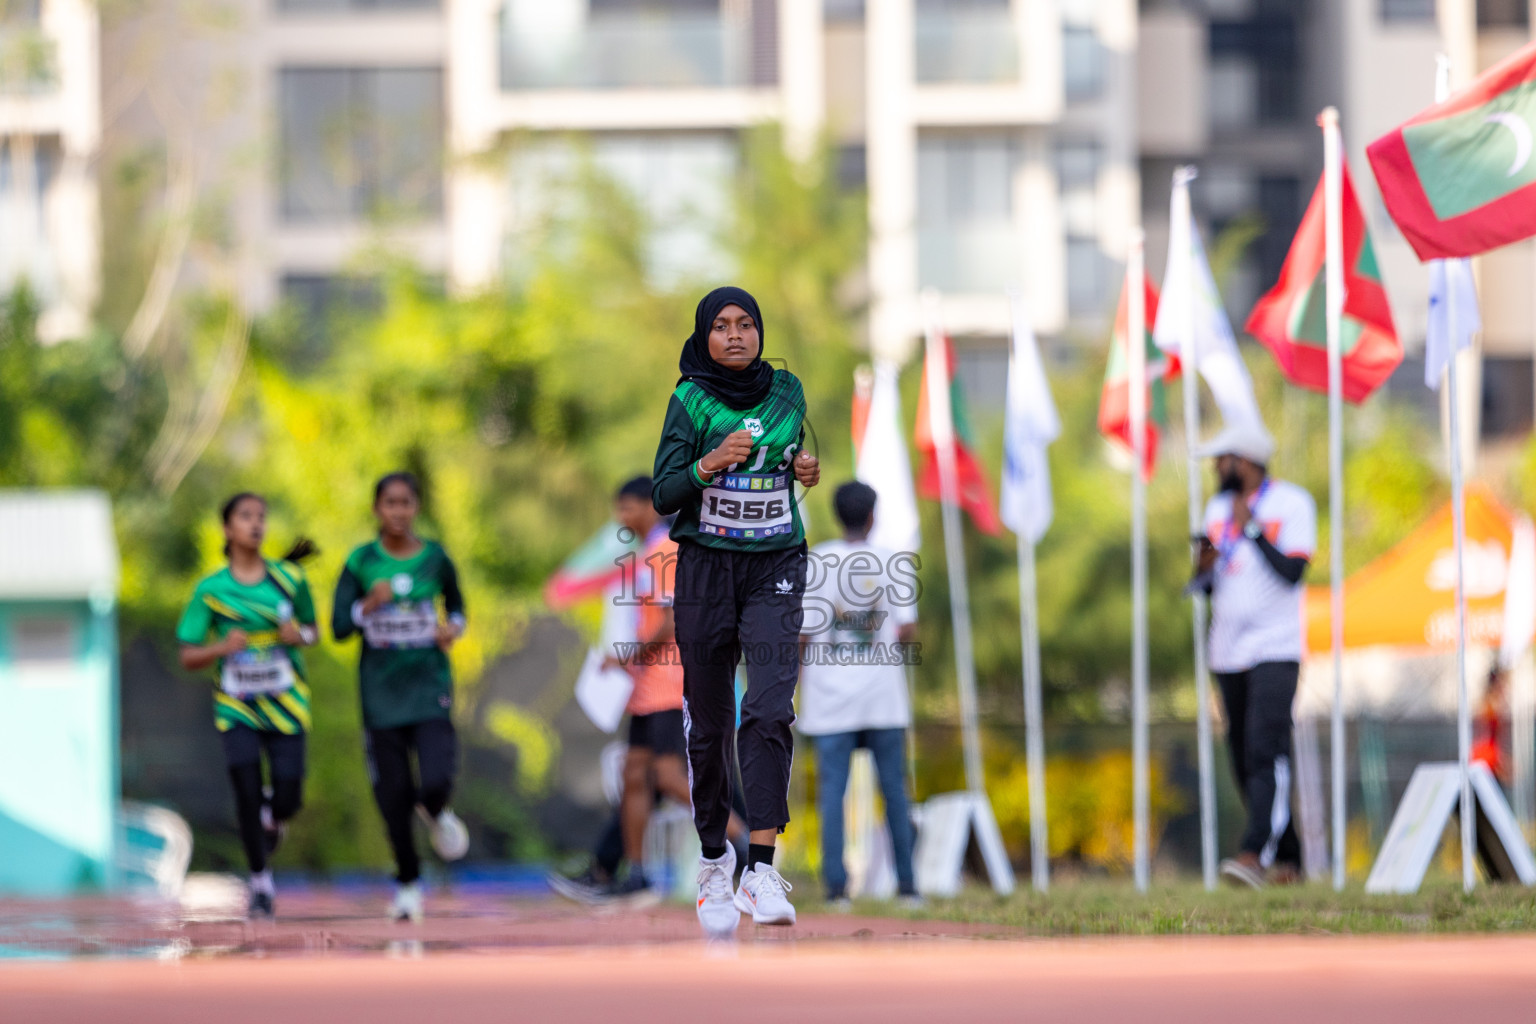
[3, 894, 1535, 1022]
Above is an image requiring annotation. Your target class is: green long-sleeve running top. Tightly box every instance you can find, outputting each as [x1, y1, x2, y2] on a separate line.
[652, 368, 808, 552]
[332, 538, 465, 730]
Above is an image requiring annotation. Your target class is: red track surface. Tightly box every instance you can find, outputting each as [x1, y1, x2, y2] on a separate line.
[3, 895, 1535, 1023]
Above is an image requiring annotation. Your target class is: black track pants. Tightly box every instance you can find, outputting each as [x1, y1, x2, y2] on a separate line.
[1217, 662, 1302, 868]
[221, 726, 306, 875]
[673, 541, 806, 849]
[365, 718, 458, 885]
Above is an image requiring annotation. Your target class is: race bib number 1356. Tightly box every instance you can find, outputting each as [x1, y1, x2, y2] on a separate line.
[699, 473, 795, 540]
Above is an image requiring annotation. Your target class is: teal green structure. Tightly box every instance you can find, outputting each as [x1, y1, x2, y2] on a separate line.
[0, 490, 120, 895]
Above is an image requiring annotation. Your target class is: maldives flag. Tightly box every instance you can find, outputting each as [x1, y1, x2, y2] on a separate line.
[543, 521, 641, 610]
[1367, 40, 1536, 261]
[1098, 274, 1177, 481]
[914, 334, 1004, 536]
[1244, 163, 1402, 403]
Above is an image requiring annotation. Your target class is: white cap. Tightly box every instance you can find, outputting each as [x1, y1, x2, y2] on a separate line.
[1193, 417, 1275, 465]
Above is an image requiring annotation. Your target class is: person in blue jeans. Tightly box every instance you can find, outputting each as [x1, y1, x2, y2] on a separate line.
[797, 482, 921, 908]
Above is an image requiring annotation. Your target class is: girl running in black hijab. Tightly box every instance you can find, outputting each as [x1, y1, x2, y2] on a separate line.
[652, 285, 820, 935]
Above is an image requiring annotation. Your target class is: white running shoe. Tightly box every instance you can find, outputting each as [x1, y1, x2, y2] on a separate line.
[734, 865, 796, 925]
[390, 881, 424, 923]
[418, 806, 469, 861]
[695, 845, 740, 937]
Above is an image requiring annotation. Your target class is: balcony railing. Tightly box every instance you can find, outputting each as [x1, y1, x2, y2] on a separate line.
[914, 9, 1019, 86]
[500, 5, 775, 91]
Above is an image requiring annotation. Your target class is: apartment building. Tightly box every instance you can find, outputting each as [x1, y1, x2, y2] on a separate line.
[0, 0, 97, 340]
[83, 0, 1134, 386]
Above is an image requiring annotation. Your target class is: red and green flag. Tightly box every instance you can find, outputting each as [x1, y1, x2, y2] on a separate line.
[1098, 274, 1177, 481]
[1244, 162, 1402, 403]
[914, 334, 1004, 536]
[1367, 40, 1536, 261]
[543, 521, 641, 610]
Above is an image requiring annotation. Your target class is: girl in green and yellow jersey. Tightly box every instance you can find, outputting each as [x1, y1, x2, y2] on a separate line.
[176, 492, 318, 920]
[332, 471, 468, 924]
[651, 285, 820, 935]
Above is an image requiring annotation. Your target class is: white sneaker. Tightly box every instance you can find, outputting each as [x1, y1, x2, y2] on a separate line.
[390, 881, 424, 923]
[734, 865, 796, 925]
[695, 845, 740, 937]
[418, 806, 469, 861]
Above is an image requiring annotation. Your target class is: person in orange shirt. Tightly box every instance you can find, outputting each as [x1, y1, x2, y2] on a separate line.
[605, 476, 691, 901]
[550, 478, 748, 905]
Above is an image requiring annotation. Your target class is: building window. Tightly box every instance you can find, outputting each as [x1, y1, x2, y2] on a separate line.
[917, 131, 1020, 293]
[836, 144, 867, 192]
[278, 67, 444, 223]
[1379, 0, 1435, 20]
[508, 132, 737, 287]
[1209, 16, 1296, 127]
[1477, 0, 1529, 28]
[914, 0, 1019, 85]
[1063, 26, 1104, 102]
[0, 136, 58, 301]
[1058, 140, 1106, 317]
[501, 0, 777, 91]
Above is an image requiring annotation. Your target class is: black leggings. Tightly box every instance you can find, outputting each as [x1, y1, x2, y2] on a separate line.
[366, 718, 458, 885]
[673, 542, 805, 849]
[221, 726, 306, 874]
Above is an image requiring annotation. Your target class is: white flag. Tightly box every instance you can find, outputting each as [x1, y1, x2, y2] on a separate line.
[856, 361, 922, 556]
[1000, 296, 1059, 544]
[1502, 515, 1535, 670]
[1153, 172, 1265, 434]
[1425, 258, 1480, 390]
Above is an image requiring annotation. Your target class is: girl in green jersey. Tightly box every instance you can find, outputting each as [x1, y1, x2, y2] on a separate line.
[176, 492, 318, 919]
[333, 471, 469, 924]
[652, 285, 820, 935]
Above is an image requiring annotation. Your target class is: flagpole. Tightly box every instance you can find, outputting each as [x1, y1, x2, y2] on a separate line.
[1172, 168, 1219, 891]
[1433, 55, 1476, 894]
[1321, 107, 1348, 892]
[1009, 293, 1050, 893]
[921, 292, 986, 801]
[1128, 231, 1151, 894]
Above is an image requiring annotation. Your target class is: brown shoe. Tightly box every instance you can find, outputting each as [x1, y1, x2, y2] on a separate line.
[1267, 864, 1302, 886]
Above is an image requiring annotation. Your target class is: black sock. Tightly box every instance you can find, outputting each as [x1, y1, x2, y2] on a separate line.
[701, 844, 728, 861]
[748, 843, 775, 872]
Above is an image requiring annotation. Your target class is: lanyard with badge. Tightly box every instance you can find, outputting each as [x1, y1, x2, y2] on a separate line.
[1216, 479, 1271, 565]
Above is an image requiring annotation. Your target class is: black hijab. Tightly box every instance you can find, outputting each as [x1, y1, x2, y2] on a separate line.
[677, 286, 775, 410]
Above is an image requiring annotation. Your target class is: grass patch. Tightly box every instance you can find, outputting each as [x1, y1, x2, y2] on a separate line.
[819, 880, 1536, 936]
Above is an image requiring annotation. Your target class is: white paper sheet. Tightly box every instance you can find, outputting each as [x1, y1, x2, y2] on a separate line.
[574, 647, 633, 734]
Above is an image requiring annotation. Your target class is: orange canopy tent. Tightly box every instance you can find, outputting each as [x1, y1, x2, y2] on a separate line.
[1305, 484, 1523, 654]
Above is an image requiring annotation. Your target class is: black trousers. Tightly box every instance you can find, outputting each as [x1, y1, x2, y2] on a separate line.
[365, 718, 458, 884]
[220, 726, 306, 874]
[673, 541, 806, 848]
[1217, 662, 1301, 868]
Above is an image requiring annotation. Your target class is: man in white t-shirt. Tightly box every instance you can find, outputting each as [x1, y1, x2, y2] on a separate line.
[798, 482, 920, 907]
[1192, 421, 1315, 889]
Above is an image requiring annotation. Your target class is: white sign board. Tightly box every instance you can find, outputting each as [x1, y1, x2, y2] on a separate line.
[1366, 761, 1536, 894]
[913, 790, 1015, 897]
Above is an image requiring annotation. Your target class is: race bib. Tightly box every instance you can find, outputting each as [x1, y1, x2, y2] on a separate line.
[364, 600, 439, 649]
[221, 647, 296, 696]
[699, 472, 795, 540]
